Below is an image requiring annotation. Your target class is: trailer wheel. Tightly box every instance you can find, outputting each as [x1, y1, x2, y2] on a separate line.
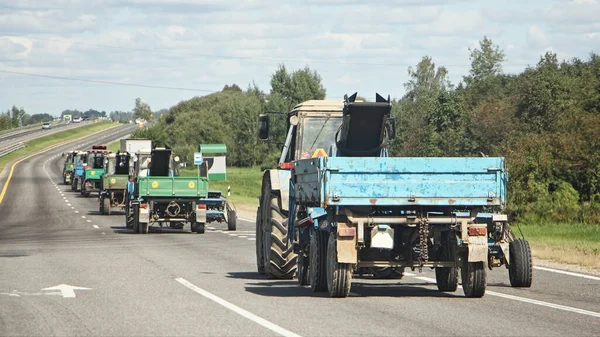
[139, 221, 148, 234]
[196, 222, 205, 234]
[297, 250, 310, 286]
[227, 209, 237, 231]
[509, 239, 533, 287]
[309, 228, 328, 292]
[133, 204, 140, 233]
[261, 179, 296, 279]
[102, 197, 110, 215]
[326, 231, 352, 298]
[461, 261, 486, 298]
[71, 178, 77, 191]
[256, 207, 265, 275]
[436, 233, 458, 292]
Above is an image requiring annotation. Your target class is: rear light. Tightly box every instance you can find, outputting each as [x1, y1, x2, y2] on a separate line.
[85, 166, 92, 169]
[279, 162, 294, 169]
[297, 217, 314, 227]
[197, 204, 206, 209]
[468, 227, 487, 236]
[338, 228, 356, 237]
[140, 203, 148, 209]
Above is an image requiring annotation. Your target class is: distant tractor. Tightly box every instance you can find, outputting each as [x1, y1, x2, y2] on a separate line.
[81, 144, 111, 197]
[99, 152, 131, 215]
[196, 144, 237, 231]
[61, 151, 79, 185]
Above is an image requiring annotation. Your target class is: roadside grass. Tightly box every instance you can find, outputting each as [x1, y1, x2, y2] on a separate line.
[0, 121, 120, 174]
[180, 166, 263, 214]
[518, 222, 600, 270]
[107, 139, 120, 152]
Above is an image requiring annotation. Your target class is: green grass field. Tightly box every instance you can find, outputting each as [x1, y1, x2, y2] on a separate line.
[0, 121, 120, 174]
[107, 139, 121, 152]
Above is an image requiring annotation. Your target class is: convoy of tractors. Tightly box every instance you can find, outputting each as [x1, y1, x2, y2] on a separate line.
[61, 93, 533, 298]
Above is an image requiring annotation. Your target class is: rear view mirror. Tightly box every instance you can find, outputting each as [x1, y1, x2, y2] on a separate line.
[258, 114, 269, 140]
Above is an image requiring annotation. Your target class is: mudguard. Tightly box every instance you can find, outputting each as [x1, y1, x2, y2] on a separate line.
[265, 169, 291, 212]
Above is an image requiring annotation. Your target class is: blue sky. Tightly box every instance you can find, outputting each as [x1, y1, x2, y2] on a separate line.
[0, 0, 599, 115]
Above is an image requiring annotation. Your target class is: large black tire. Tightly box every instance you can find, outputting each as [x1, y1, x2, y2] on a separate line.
[326, 231, 352, 298]
[435, 232, 458, 292]
[63, 173, 67, 185]
[133, 203, 140, 233]
[309, 228, 328, 292]
[139, 221, 148, 234]
[196, 222, 205, 234]
[101, 197, 110, 215]
[71, 178, 77, 191]
[461, 261, 486, 298]
[227, 209, 237, 231]
[509, 239, 533, 287]
[261, 179, 296, 279]
[256, 207, 265, 275]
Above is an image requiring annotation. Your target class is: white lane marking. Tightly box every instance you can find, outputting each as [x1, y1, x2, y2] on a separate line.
[232, 231, 255, 233]
[93, 225, 99, 228]
[228, 234, 238, 236]
[533, 266, 600, 281]
[239, 236, 247, 238]
[413, 276, 600, 318]
[102, 232, 106, 235]
[75, 211, 79, 213]
[71, 207, 75, 209]
[239, 217, 254, 222]
[67, 204, 71, 206]
[404, 272, 416, 277]
[207, 226, 215, 230]
[248, 238, 256, 241]
[175, 278, 302, 337]
[81, 216, 86, 219]
[86, 220, 92, 223]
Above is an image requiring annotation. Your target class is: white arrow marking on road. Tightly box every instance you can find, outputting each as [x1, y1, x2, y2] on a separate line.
[41, 284, 91, 298]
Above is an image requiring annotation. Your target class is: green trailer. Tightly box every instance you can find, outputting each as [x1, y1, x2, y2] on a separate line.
[99, 152, 131, 215]
[129, 147, 210, 234]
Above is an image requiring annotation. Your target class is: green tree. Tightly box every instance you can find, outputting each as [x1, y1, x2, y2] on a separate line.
[133, 98, 152, 121]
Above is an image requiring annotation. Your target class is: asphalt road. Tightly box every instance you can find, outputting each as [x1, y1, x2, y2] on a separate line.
[0, 121, 94, 150]
[1, 125, 599, 336]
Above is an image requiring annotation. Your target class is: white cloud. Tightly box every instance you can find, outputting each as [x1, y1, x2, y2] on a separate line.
[527, 25, 549, 48]
[0, 0, 598, 115]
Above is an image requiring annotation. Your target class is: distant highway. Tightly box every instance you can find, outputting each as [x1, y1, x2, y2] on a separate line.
[0, 121, 98, 150]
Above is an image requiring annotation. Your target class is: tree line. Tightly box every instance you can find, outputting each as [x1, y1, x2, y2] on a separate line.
[0, 106, 56, 131]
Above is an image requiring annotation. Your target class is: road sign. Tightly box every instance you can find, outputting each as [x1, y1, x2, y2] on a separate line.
[194, 152, 203, 165]
[41, 284, 91, 298]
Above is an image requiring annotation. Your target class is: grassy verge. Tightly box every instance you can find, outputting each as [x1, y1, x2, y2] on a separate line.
[107, 139, 121, 152]
[0, 121, 121, 174]
[518, 222, 600, 270]
[180, 166, 263, 214]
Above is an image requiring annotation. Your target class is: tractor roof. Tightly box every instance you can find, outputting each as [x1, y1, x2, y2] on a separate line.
[291, 100, 344, 113]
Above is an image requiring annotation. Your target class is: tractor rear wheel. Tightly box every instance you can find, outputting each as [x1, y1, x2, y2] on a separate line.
[261, 178, 296, 279]
[256, 207, 265, 275]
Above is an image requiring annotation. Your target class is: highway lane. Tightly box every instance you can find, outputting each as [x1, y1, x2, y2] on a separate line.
[0, 121, 96, 150]
[1, 126, 599, 336]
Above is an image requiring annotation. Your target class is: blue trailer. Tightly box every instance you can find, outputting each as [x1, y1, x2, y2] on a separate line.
[258, 93, 532, 298]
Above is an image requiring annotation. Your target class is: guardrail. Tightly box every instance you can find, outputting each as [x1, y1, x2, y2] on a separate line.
[0, 142, 26, 158]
